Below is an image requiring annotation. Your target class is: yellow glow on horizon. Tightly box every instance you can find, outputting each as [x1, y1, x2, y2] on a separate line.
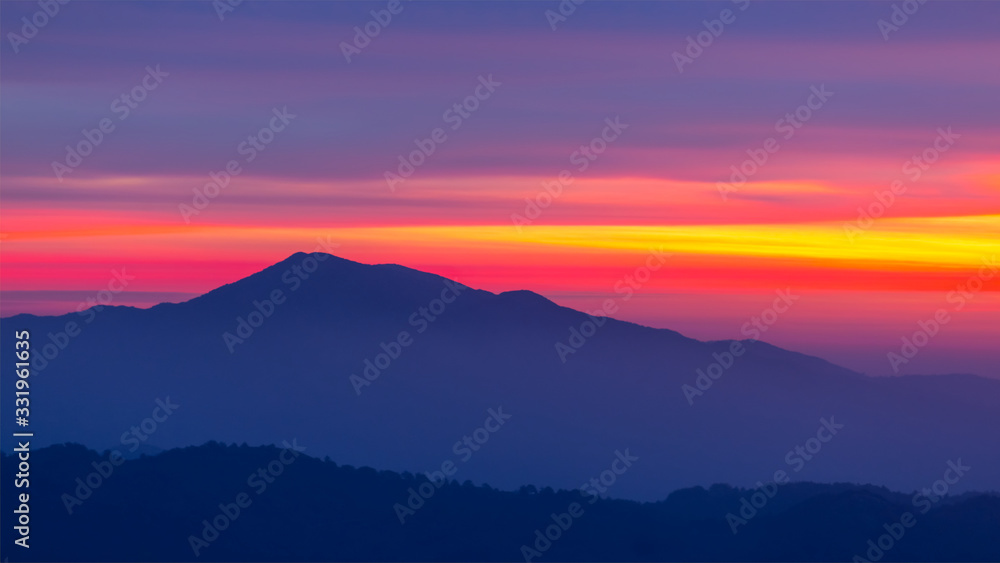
[321, 215, 999, 270]
[4, 215, 996, 272]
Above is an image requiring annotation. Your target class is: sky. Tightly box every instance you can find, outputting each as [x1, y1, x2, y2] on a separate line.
[1, 1, 998, 378]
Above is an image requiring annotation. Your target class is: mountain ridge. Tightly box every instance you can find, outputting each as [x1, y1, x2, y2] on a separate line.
[3, 443, 999, 562]
[0, 251, 887, 377]
[2, 252, 997, 500]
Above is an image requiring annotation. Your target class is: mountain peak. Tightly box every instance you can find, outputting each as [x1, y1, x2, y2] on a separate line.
[4, 253, 999, 500]
[278, 251, 357, 265]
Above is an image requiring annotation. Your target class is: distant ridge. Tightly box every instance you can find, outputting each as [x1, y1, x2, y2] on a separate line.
[2, 253, 998, 499]
[3, 443, 998, 562]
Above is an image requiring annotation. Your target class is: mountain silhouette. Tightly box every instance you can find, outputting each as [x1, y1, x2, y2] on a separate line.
[2, 252, 998, 500]
[3, 443, 998, 562]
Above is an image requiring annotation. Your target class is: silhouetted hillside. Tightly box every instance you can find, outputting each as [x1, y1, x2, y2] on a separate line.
[3, 444, 998, 562]
[2, 253, 999, 499]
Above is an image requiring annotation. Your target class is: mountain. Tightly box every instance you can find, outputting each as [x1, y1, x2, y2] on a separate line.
[3, 443, 999, 562]
[2, 252, 998, 500]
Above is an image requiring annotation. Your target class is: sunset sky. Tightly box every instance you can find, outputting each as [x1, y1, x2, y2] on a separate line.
[2, 1, 997, 378]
